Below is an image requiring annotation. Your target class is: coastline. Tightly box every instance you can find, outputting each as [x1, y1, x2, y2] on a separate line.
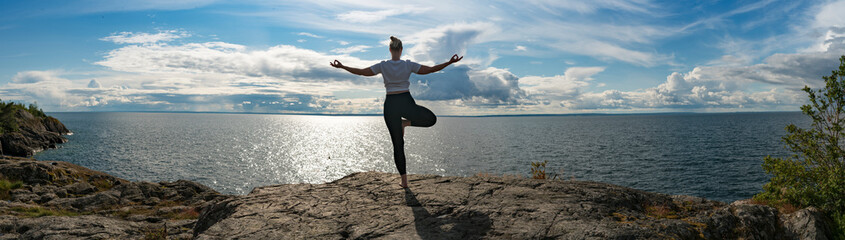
[0, 156, 833, 239]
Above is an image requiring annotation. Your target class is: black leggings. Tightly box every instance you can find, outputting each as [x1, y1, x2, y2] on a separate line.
[384, 92, 436, 175]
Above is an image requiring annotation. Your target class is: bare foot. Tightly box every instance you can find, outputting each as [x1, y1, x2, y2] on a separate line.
[401, 120, 411, 136]
[400, 174, 409, 188]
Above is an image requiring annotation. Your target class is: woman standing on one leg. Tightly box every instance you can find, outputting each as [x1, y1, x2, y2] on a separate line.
[330, 36, 463, 188]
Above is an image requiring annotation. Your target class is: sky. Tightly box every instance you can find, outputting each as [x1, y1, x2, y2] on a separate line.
[0, 0, 844, 115]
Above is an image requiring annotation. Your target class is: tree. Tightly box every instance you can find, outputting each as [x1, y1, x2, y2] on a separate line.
[27, 102, 46, 118]
[755, 56, 845, 236]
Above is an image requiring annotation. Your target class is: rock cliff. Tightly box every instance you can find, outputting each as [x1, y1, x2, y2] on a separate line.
[0, 109, 70, 157]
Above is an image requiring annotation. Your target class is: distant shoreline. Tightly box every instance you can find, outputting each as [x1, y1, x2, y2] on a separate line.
[45, 110, 803, 118]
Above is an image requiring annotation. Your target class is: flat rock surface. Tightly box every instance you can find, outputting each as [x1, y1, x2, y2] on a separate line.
[193, 172, 811, 239]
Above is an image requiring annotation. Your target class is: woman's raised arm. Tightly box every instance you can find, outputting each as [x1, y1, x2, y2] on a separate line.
[417, 54, 463, 75]
[330, 60, 376, 76]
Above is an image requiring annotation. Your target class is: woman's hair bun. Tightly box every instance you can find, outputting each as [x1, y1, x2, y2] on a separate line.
[389, 36, 402, 50]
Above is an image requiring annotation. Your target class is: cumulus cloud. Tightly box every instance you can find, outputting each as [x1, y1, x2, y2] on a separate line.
[410, 66, 526, 105]
[520, 67, 605, 99]
[538, 10, 845, 112]
[681, 34, 845, 88]
[804, 27, 845, 53]
[0, 70, 383, 113]
[5, 28, 531, 114]
[95, 41, 378, 84]
[1, 31, 392, 113]
[565, 86, 801, 111]
[557, 49, 845, 110]
[100, 30, 189, 44]
[2, 71, 79, 108]
[405, 22, 498, 65]
[87, 79, 102, 88]
[386, 22, 531, 106]
[503, 33, 841, 112]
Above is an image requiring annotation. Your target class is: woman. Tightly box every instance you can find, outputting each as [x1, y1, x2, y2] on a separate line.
[330, 36, 463, 188]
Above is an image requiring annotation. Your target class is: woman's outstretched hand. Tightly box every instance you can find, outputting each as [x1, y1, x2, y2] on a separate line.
[417, 54, 464, 74]
[330, 60, 375, 76]
[449, 54, 463, 63]
[330, 60, 344, 68]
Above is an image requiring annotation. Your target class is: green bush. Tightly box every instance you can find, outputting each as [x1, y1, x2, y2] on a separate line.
[835, 212, 845, 240]
[754, 55, 845, 237]
[0, 179, 23, 190]
[27, 102, 46, 118]
[0, 178, 24, 200]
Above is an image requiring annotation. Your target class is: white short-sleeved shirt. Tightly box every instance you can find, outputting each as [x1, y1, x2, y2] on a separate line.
[370, 60, 422, 92]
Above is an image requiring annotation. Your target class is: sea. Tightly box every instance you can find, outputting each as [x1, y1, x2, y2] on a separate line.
[34, 112, 809, 203]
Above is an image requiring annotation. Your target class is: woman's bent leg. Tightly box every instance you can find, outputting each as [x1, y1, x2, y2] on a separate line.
[405, 104, 437, 127]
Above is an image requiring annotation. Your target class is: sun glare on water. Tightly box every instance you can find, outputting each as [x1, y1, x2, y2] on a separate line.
[235, 115, 391, 188]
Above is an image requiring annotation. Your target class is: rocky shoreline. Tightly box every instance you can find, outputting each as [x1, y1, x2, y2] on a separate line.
[0, 109, 71, 157]
[0, 155, 224, 239]
[0, 155, 835, 239]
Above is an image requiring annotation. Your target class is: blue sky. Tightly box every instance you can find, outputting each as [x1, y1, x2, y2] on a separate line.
[1, 0, 844, 115]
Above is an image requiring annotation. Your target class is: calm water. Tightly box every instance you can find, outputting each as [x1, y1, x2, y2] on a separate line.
[35, 112, 808, 202]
